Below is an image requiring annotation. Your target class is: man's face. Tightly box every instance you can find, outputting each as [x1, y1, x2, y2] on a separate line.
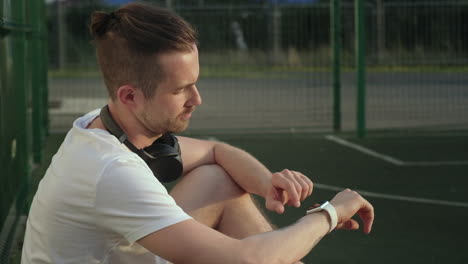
[137, 46, 201, 135]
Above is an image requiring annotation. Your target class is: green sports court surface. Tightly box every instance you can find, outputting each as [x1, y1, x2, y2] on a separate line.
[23, 131, 468, 263]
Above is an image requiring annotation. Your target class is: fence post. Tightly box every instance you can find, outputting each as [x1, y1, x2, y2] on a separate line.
[332, 0, 342, 132]
[0, 0, 31, 261]
[355, 0, 366, 138]
[12, 0, 32, 215]
[30, 0, 48, 164]
[376, 0, 385, 63]
[41, 0, 49, 137]
[272, 1, 281, 63]
[58, 0, 66, 70]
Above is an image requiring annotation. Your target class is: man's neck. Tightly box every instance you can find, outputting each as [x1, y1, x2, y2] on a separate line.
[87, 105, 161, 149]
[86, 116, 105, 130]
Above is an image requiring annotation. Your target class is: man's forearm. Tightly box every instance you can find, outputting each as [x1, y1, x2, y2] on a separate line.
[213, 142, 272, 197]
[240, 212, 330, 264]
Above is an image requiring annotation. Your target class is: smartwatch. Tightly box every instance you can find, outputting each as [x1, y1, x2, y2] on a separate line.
[306, 201, 338, 233]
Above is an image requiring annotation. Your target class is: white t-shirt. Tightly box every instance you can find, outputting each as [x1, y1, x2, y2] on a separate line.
[21, 109, 191, 264]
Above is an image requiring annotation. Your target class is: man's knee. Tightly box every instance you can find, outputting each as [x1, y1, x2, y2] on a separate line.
[171, 164, 248, 210]
[170, 164, 249, 227]
[180, 164, 246, 197]
[192, 165, 258, 213]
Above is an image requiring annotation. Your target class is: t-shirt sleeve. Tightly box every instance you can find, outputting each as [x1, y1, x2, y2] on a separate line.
[95, 157, 192, 243]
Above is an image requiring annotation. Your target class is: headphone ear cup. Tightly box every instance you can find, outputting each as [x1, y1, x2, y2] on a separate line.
[148, 155, 183, 183]
[101, 105, 183, 182]
[145, 143, 179, 157]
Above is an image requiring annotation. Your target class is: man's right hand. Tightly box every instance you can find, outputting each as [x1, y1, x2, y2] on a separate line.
[330, 189, 375, 234]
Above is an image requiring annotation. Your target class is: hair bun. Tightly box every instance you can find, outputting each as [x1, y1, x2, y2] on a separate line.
[90, 11, 118, 39]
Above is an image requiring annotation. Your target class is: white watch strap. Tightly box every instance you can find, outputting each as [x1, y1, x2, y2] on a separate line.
[306, 201, 338, 233]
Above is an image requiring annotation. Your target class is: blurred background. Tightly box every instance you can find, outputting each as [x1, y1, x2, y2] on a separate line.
[1, 0, 467, 263]
[45, 0, 468, 133]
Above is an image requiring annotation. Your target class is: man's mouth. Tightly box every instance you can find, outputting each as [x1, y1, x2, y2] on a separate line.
[180, 108, 195, 120]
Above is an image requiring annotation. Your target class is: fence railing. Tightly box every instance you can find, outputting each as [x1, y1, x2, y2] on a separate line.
[0, 0, 48, 262]
[46, 1, 468, 134]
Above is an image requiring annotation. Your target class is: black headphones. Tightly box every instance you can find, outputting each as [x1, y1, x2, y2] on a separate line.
[99, 105, 183, 183]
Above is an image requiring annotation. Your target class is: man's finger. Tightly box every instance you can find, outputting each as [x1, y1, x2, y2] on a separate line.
[357, 199, 375, 234]
[343, 219, 359, 230]
[272, 173, 300, 206]
[294, 174, 311, 201]
[302, 174, 314, 196]
[282, 170, 302, 206]
[265, 196, 285, 214]
[281, 190, 289, 205]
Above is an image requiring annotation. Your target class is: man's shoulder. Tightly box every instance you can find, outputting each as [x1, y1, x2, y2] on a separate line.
[50, 109, 145, 185]
[62, 109, 131, 157]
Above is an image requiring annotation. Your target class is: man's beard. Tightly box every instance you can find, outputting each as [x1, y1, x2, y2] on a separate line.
[141, 110, 192, 135]
[164, 118, 190, 134]
[168, 107, 195, 133]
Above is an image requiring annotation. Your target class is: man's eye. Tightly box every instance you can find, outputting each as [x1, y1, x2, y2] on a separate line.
[173, 88, 184, 94]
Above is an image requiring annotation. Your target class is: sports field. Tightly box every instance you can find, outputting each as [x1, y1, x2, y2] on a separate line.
[23, 130, 468, 264]
[214, 131, 468, 264]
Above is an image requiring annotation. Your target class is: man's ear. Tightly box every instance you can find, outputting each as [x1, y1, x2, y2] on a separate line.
[116, 85, 141, 107]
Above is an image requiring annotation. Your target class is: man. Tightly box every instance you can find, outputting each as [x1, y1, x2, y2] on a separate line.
[22, 2, 374, 264]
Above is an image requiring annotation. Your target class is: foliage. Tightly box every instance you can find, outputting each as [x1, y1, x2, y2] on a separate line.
[47, 0, 468, 69]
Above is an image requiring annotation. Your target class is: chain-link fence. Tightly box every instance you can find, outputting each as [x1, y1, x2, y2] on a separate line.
[47, 0, 468, 133]
[360, 1, 468, 131]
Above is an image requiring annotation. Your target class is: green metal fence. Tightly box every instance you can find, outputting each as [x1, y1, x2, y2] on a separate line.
[365, 1, 468, 132]
[47, 1, 468, 134]
[0, 0, 48, 261]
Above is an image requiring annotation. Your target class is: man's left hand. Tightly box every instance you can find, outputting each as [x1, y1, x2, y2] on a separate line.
[265, 169, 313, 214]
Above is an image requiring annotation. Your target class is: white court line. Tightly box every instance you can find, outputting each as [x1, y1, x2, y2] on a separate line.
[314, 183, 468, 208]
[325, 135, 404, 165]
[325, 135, 468, 167]
[404, 161, 468, 166]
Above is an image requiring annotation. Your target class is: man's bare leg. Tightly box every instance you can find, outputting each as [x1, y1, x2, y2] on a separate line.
[170, 165, 304, 263]
[170, 164, 273, 238]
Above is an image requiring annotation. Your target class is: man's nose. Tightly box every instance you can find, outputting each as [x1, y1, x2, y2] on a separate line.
[188, 85, 202, 106]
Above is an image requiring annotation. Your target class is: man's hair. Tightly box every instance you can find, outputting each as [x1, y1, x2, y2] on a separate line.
[89, 2, 198, 100]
